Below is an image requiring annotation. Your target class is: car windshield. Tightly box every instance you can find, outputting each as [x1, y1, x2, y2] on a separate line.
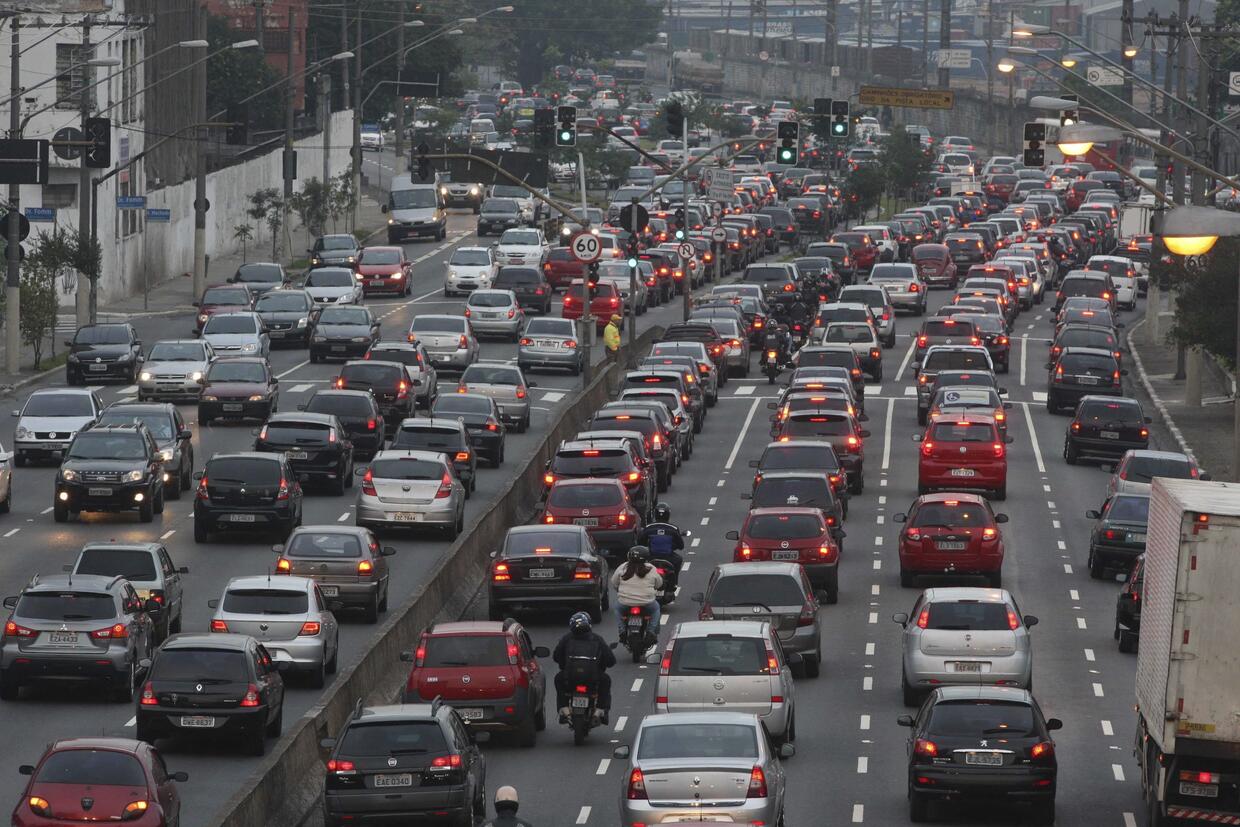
[257, 292, 311, 311]
[206, 457, 280, 484]
[286, 532, 362, 558]
[746, 513, 823, 539]
[204, 316, 256, 335]
[923, 601, 1012, 630]
[500, 230, 539, 245]
[929, 421, 995, 442]
[824, 325, 873, 343]
[318, 236, 355, 251]
[207, 362, 266, 383]
[16, 592, 114, 621]
[1108, 496, 1150, 522]
[432, 395, 491, 415]
[74, 325, 130, 345]
[146, 343, 203, 361]
[548, 483, 622, 508]
[911, 502, 991, 527]
[525, 318, 573, 336]
[669, 637, 767, 676]
[222, 588, 309, 615]
[467, 292, 512, 308]
[451, 249, 491, 266]
[708, 573, 805, 606]
[926, 701, 1036, 737]
[390, 189, 437, 209]
[491, 185, 527, 199]
[202, 287, 250, 305]
[423, 635, 509, 667]
[306, 269, 355, 287]
[638, 723, 758, 760]
[66, 433, 147, 460]
[22, 392, 93, 417]
[370, 458, 444, 481]
[153, 649, 249, 682]
[236, 264, 281, 283]
[97, 412, 174, 440]
[35, 750, 147, 786]
[1125, 456, 1194, 483]
[339, 722, 448, 756]
[361, 249, 402, 265]
[320, 308, 370, 325]
[785, 415, 852, 437]
[412, 316, 464, 333]
[462, 366, 521, 386]
[74, 548, 157, 581]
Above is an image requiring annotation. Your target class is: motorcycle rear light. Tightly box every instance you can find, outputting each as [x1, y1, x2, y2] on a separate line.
[629, 605, 642, 615]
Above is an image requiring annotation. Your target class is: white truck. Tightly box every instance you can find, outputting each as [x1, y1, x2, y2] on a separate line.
[1136, 478, 1240, 826]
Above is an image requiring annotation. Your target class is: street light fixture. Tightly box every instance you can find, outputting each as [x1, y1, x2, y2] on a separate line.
[1123, 45, 1139, 58]
[1061, 57, 1077, 68]
[997, 58, 1015, 73]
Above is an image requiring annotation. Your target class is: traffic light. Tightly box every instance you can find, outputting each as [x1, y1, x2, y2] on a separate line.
[665, 100, 684, 137]
[813, 97, 831, 117]
[587, 261, 600, 287]
[673, 208, 686, 240]
[534, 107, 554, 149]
[830, 100, 850, 139]
[1022, 122, 1046, 168]
[777, 120, 799, 164]
[83, 116, 111, 168]
[1059, 93, 1079, 127]
[556, 105, 577, 147]
[415, 142, 431, 182]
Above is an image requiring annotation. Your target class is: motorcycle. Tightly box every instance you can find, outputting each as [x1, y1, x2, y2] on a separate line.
[651, 529, 690, 606]
[567, 682, 601, 746]
[621, 605, 656, 663]
[764, 349, 781, 384]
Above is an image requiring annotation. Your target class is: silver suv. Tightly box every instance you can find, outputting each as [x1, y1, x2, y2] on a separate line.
[0, 573, 158, 701]
[656, 620, 798, 743]
[68, 541, 188, 642]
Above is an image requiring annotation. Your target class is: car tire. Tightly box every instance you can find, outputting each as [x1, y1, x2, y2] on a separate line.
[804, 650, 821, 678]
[445, 513, 460, 541]
[873, 365, 883, 382]
[139, 495, 154, 523]
[0, 672, 18, 701]
[1064, 440, 1079, 465]
[364, 593, 380, 624]
[901, 671, 920, 707]
[153, 485, 164, 515]
[589, 595, 604, 624]
[1118, 629, 1138, 653]
[53, 500, 69, 523]
[988, 572, 1003, 588]
[135, 719, 155, 744]
[13, 452, 25, 468]
[1088, 549, 1105, 579]
[308, 659, 326, 689]
[487, 601, 505, 621]
[900, 569, 915, 588]
[850, 472, 864, 495]
[917, 408, 927, 426]
[194, 520, 209, 543]
[247, 725, 267, 757]
[310, 351, 320, 364]
[1046, 395, 1058, 414]
[199, 413, 212, 426]
[824, 569, 839, 605]
[167, 476, 182, 500]
[112, 661, 136, 703]
[909, 790, 930, 823]
[331, 469, 346, 497]
[515, 712, 537, 748]
[1032, 798, 1056, 825]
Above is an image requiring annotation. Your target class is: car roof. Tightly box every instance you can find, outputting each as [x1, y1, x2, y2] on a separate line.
[428, 620, 509, 635]
[29, 387, 94, 397]
[290, 525, 369, 539]
[551, 476, 624, 489]
[922, 586, 1010, 602]
[79, 540, 163, 553]
[671, 620, 770, 639]
[310, 389, 373, 400]
[915, 491, 989, 505]
[714, 561, 806, 577]
[351, 704, 446, 724]
[745, 506, 825, 519]
[636, 710, 761, 728]
[932, 685, 1033, 703]
[268, 412, 337, 426]
[103, 402, 175, 416]
[507, 524, 586, 538]
[560, 439, 629, 452]
[371, 449, 448, 464]
[928, 411, 998, 425]
[1122, 449, 1191, 461]
[161, 632, 252, 651]
[1058, 346, 1117, 358]
[25, 573, 119, 593]
[212, 356, 268, 365]
[400, 418, 468, 431]
[225, 574, 314, 592]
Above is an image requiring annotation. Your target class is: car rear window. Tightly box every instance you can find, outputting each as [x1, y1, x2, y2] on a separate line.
[1125, 456, 1194, 483]
[746, 513, 824, 539]
[370, 458, 444, 480]
[206, 457, 281, 485]
[785, 414, 852, 437]
[923, 320, 976, 337]
[911, 502, 991, 527]
[342, 364, 402, 385]
[422, 635, 509, 667]
[925, 351, 989, 371]
[411, 316, 465, 333]
[926, 701, 1036, 737]
[1078, 399, 1141, 421]
[762, 446, 839, 471]
[924, 600, 1012, 630]
[929, 421, 996, 442]
[744, 267, 791, 283]
[1059, 354, 1116, 374]
[503, 531, 581, 557]
[339, 722, 448, 756]
[565, 283, 617, 300]
[1108, 496, 1150, 522]
[262, 422, 332, 444]
[548, 483, 622, 508]
[669, 637, 767, 676]
[495, 269, 541, 285]
[222, 588, 309, 614]
[16, 592, 114, 621]
[306, 394, 373, 417]
[638, 723, 758, 759]
[708, 574, 805, 606]
[392, 427, 463, 450]
[153, 649, 249, 682]
[1062, 278, 1108, 298]
[74, 549, 157, 581]
[35, 750, 147, 786]
[797, 351, 853, 369]
[824, 326, 874, 344]
[285, 532, 362, 558]
[236, 263, 282, 282]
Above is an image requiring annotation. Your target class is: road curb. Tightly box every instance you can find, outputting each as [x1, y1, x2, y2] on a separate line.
[1126, 316, 1197, 463]
[0, 363, 65, 398]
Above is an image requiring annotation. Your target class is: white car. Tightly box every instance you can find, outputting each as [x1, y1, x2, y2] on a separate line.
[303, 266, 363, 305]
[494, 227, 549, 268]
[853, 224, 898, 261]
[12, 388, 103, 467]
[138, 339, 215, 402]
[200, 311, 270, 358]
[444, 246, 498, 296]
[360, 130, 384, 151]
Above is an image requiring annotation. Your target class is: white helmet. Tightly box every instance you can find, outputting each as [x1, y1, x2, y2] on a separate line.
[495, 785, 519, 805]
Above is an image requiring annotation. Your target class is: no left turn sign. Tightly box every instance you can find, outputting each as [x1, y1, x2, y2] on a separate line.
[570, 232, 601, 263]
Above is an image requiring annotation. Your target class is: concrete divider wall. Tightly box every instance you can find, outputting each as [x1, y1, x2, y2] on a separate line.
[205, 329, 664, 827]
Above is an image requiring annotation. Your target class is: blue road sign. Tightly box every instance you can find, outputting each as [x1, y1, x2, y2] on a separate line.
[145, 208, 170, 223]
[25, 207, 54, 222]
[116, 195, 146, 210]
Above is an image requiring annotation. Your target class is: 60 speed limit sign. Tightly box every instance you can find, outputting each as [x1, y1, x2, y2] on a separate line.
[569, 232, 601, 263]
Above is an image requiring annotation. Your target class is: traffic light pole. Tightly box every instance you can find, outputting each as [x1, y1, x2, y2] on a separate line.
[5, 16, 19, 375]
[578, 150, 592, 387]
[681, 117, 691, 322]
[628, 197, 639, 348]
[77, 16, 92, 326]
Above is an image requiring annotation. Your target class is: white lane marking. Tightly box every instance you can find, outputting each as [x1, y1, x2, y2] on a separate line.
[630, 678, 643, 692]
[1077, 617, 1088, 629]
[878, 496, 886, 504]
[723, 398, 761, 471]
[1020, 402, 1046, 473]
[1052, 519, 1060, 529]
[541, 391, 566, 403]
[40, 506, 52, 514]
[1064, 563, 1074, 574]
[716, 480, 725, 487]
[1043, 484, 1052, 493]
[160, 530, 175, 539]
[1070, 589, 1080, 600]
[852, 804, 865, 823]
[681, 561, 691, 572]
[1112, 764, 1125, 782]
[1084, 648, 1095, 662]
[1058, 540, 1067, 550]
[871, 584, 880, 595]
[862, 676, 873, 691]
[876, 515, 885, 525]
[276, 360, 310, 380]
[880, 397, 894, 471]
[1124, 814, 1137, 827]
[708, 497, 717, 505]
[1032, 391, 1048, 402]
[1047, 500, 1056, 509]
[124, 716, 136, 727]
[614, 715, 627, 732]
[874, 536, 883, 546]
[868, 612, 878, 624]
[860, 714, 871, 730]
[289, 383, 314, 393]
[865, 642, 875, 655]
[903, 386, 917, 396]
[1018, 334, 1029, 386]
[857, 756, 869, 773]
[3, 528, 18, 537]
[337, 512, 350, 522]
[690, 537, 701, 547]
[576, 806, 591, 825]
[120, 385, 138, 394]
[895, 337, 916, 381]
[1102, 720, 1114, 736]
[733, 385, 755, 396]
[700, 517, 709, 526]
[118, 396, 137, 404]
[1093, 682, 1105, 697]
[596, 758, 610, 775]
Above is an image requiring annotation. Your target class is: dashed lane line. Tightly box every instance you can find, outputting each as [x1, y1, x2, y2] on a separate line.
[880, 398, 894, 471]
[1084, 648, 1095, 661]
[1112, 764, 1125, 782]
[852, 804, 864, 823]
[289, 383, 314, 393]
[1093, 682, 1105, 697]
[860, 714, 871, 730]
[160, 530, 175, 539]
[541, 391, 566, 403]
[596, 759, 610, 775]
[1020, 402, 1047, 473]
[1102, 720, 1114, 736]
[630, 678, 643, 692]
[576, 806, 591, 825]
[733, 385, 755, 395]
[857, 756, 869, 774]
[614, 716, 627, 732]
[3, 528, 18, 537]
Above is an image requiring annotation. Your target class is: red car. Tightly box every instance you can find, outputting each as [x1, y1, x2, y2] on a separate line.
[984, 173, 1018, 202]
[399, 620, 548, 745]
[726, 506, 840, 602]
[562, 280, 623, 331]
[193, 283, 253, 334]
[831, 232, 879, 273]
[541, 477, 640, 554]
[355, 246, 412, 296]
[910, 244, 958, 287]
[894, 492, 1009, 588]
[12, 738, 186, 827]
[1066, 179, 1107, 211]
[915, 413, 1010, 500]
[542, 247, 586, 289]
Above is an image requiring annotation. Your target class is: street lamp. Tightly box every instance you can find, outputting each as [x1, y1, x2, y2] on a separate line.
[1123, 45, 1139, 58]
[1060, 57, 1077, 68]
[997, 58, 1015, 73]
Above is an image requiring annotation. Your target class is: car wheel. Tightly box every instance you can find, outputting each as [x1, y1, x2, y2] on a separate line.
[993, 484, 1006, 501]
[445, 513, 460, 541]
[199, 413, 212, 426]
[1064, 440, 1079, 465]
[112, 661, 136, 703]
[169, 613, 182, 635]
[167, 475, 182, 500]
[53, 500, 69, 523]
[909, 790, 930, 823]
[331, 469, 347, 497]
[917, 408, 927, 426]
[901, 671, 920, 707]
[326, 637, 339, 673]
[804, 652, 821, 678]
[1088, 549, 1105, 579]
[363, 592, 380, 624]
[1118, 629, 1138, 653]
[1031, 798, 1056, 825]
[153, 485, 165, 515]
[194, 519, 209, 543]
[515, 711, 537, 748]
[134, 719, 155, 744]
[1046, 395, 1058, 414]
[873, 365, 883, 382]
[824, 569, 839, 605]
[308, 659, 326, 689]
[139, 494, 154, 523]
[900, 568, 915, 588]
[13, 452, 25, 468]
[246, 724, 267, 757]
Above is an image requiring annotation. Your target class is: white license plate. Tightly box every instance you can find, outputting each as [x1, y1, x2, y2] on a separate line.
[950, 468, 977, 477]
[528, 568, 556, 578]
[535, 339, 559, 348]
[89, 364, 108, 372]
[772, 550, 800, 561]
[1129, 533, 1147, 543]
[47, 631, 78, 645]
[87, 487, 112, 496]
[227, 513, 257, 523]
[392, 512, 422, 522]
[269, 330, 284, 338]
[459, 708, 484, 720]
[331, 345, 346, 352]
[179, 716, 215, 728]
[571, 696, 590, 708]
[1179, 782, 1219, 798]
[1100, 430, 1120, 440]
[222, 403, 243, 412]
[937, 541, 968, 550]
[965, 752, 1003, 766]
[374, 773, 414, 788]
[1078, 375, 1099, 385]
[573, 517, 599, 526]
[954, 661, 984, 673]
[286, 451, 308, 460]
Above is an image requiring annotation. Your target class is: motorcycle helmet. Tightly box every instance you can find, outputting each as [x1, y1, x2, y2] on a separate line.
[653, 502, 671, 523]
[568, 611, 592, 635]
[627, 545, 650, 565]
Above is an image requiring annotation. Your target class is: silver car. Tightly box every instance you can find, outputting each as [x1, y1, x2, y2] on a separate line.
[456, 361, 534, 432]
[822, 323, 883, 380]
[893, 586, 1037, 706]
[869, 263, 928, 314]
[355, 449, 466, 538]
[12, 388, 103, 466]
[618, 388, 694, 459]
[598, 266, 650, 314]
[138, 339, 215, 401]
[207, 575, 339, 687]
[518, 317, 584, 374]
[656, 621, 797, 743]
[614, 712, 793, 826]
[303, 266, 364, 305]
[1106, 449, 1208, 498]
[443, 245, 497, 296]
[464, 289, 525, 341]
[201, 311, 270, 357]
[365, 341, 438, 409]
[407, 314, 479, 372]
[838, 283, 896, 347]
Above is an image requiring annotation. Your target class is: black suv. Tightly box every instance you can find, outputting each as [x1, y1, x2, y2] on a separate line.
[254, 288, 318, 347]
[136, 633, 287, 755]
[321, 699, 487, 826]
[492, 266, 552, 314]
[96, 402, 195, 499]
[301, 389, 386, 458]
[334, 360, 413, 433]
[55, 423, 166, 523]
[254, 412, 354, 495]
[390, 419, 477, 493]
[430, 394, 506, 467]
[66, 323, 143, 385]
[0, 573, 158, 702]
[1063, 395, 1149, 465]
[1115, 554, 1143, 653]
[193, 452, 304, 542]
[1046, 346, 1125, 414]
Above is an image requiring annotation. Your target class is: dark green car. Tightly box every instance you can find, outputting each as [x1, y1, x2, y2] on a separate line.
[1085, 493, 1148, 579]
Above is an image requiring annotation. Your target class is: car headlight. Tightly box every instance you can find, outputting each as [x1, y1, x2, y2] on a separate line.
[191, 371, 204, 382]
[311, 257, 322, 265]
[61, 468, 78, 482]
[158, 448, 174, 462]
[198, 314, 208, 324]
[351, 336, 368, 343]
[297, 317, 308, 328]
[67, 353, 79, 363]
[202, 395, 218, 401]
[123, 470, 144, 483]
[440, 187, 449, 196]
[561, 226, 572, 236]
[14, 426, 29, 439]
[140, 371, 153, 381]
[387, 218, 395, 225]
[242, 343, 258, 352]
[346, 256, 355, 264]
[469, 185, 479, 195]
[249, 394, 266, 401]
[117, 352, 132, 362]
[448, 269, 459, 280]
[313, 334, 327, 342]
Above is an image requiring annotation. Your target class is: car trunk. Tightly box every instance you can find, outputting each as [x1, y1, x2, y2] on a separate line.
[413, 331, 465, 352]
[35, 783, 149, 822]
[904, 527, 984, 560]
[373, 477, 440, 505]
[505, 554, 580, 583]
[153, 676, 248, 709]
[919, 629, 1017, 659]
[412, 663, 514, 701]
[208, 479, 279, 507]
[637, 758, 756, 806]
[218, 613, 305, 642]
[709, 604, 801, 644]
[665, 674, 772, 717]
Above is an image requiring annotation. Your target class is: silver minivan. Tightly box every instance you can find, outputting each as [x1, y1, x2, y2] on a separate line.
[383, 175, 447, 243]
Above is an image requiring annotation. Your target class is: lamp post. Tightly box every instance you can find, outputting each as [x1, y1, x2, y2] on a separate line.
[996, 56, 1016, 150]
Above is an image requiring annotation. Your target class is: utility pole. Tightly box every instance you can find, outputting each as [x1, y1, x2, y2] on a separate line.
[921, 0, 929, 85]
[352, 11, 362, 231]
[339, 3, 349, 110]
[747, 0, 754, 56]
[5, 15, 20, 375]
[192, 3, 208, 304]
[321, 73, 332, 196]
[863, 0, 873, 75]
[723, 2, 732, 80]
[985, 0, 994, 153]
[394, 0, 406, 173]
[254, 0, 267, 54]
[75, 15, 92, 327]
[282, 7, 296, 262]
[681, 116, 690, 322]
[826, 0, 837, 90]
[937, 0, 951, 88]
[1121, 0, 1134, 109]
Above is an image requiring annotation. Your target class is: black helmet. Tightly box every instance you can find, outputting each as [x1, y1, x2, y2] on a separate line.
[627, 545, 650, 565]
[568, 611, 592, 635]
[653, 502, 671, 523]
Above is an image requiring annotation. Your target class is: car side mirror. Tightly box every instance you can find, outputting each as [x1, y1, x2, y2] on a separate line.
[63, 340, 74, 348]
[138, 658, 152, 670]
[179, 428, 193, 440]
[748, 459, 761, 467]
[1201, 472, 1212, 481]
[911, 434, 922, 442]
[893, 513, 907, 523]
[9, 410, 17, 417]
[320, 737, 337, 749]
[144, 599, 162, 614]
[725, 530, 739, 540]
[18, 765, 33, 775]
[897, 714, 915, 727]
[1023, 615, 1039, 628]
[1085, 509, 1101, 520]
[382, 546, 397, 557]
[779, 742, 796, 759]
[191, 300, 200, 307]
[192, 470, 204, 481]
[531, 645, 551, 658]
[2, 596, 15, 609]
[892, 612, 909, 626]
[380, 204, 389, 213]
[766, 402, 777, 410]
[614, 745, 631, 759]
[1045, 717, 1063, 731]
[1044, 362, 1054, 370]
[995, 513, 1009, 524]
[471, 729, 492, 744]
[859, 429, 872, 438]
[740, 493, 752, 501]
[400, 651, 415, 663]
[691, 592, 705, 604]
[271, 543, 286, 554]
[207, 599, 219, 609]
[1120, 368, 1129, 375]
[998, 387, 1008, 395]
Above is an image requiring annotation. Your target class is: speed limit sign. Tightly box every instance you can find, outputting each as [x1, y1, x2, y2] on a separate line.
[710, 227, 727, 243]
[569, 232, 601, 263]
[677, 242, 695, 259]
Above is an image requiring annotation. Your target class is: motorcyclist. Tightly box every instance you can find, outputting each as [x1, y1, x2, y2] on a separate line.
[552, 611, 615, 724]
[480, 786, 534, 827]
[761, 322, 792, 367]
[638, 502, 685, 593]
[609, 545, 663, 640]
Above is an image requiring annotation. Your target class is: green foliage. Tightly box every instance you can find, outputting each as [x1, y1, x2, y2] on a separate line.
[878, 126, 932, 198]
[233, 224, 254, 263]
[288, 174, 356, 238]
[501, 0, 662, 88]
[247, 188, 283, 259]
[206, 14, 284, 130]
[20, 234, 72, 370]
[1167, 239, 1238, 369]
[841, 166, 885, 222]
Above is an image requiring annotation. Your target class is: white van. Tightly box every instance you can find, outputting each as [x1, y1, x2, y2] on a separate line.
[384, 174, 447, 243]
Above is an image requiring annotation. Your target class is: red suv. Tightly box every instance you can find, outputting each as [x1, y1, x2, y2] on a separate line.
[194, 284, 253, 334]
[400, 619, 549, 746]
[726, 506, 840, 602]
[915, 413, 1010, 500]
[542, 247, 586, 290]
[541, 477, 641, 555]
[894, 493, 1009, 588]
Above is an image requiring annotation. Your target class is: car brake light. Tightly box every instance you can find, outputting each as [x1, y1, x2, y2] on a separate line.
[915, 738, 938, 757]
[299, 621, 321, 636]
[431, 754, 463, 768]
[573, 563, 593, 581]
[493, 562, 511, 582]
[277, 477, 291, 501]
[917, 335, 928, 347]
[1031, 741, 1055, 761]
[239, 683, 260, 707]
[90, 623, 128, 639]
[327, 759, 356, 773]
[916, 609, 930, 628]
[747, 766, 768, 798]
[797, 601, 816, 627]
[357, 559, 374, 575]
[627, 768, 647, 800]
[737, 542, 752, 559]
[210, 618, 229, 633]
[920, 440, 934, 457]
[993, 442, 1005, 458]
[3, 620, 34, 638]
[435, 472, 454, 498]
[139, 682, 157, 706]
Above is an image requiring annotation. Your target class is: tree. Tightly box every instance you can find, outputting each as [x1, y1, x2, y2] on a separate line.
[288, 178, 331, 239]
[247, 189, 283, 259]
[878, 126, 931, 202]
[19, 236, 66, 370]
[1167, 239, 1238, 369]
[233, 224, 254, 262]
[840, 166, 885, 223]
[205, 14, 284, 130]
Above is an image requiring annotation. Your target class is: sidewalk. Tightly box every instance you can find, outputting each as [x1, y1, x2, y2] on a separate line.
[1126, 310, 1236, 481]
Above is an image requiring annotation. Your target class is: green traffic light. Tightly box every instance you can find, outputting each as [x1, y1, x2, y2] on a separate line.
[674, 229, 685, 240]
[778, 148, 795, 163]
[559, 130, 572, 141]
[627, 257, 639, 268]
[832, 123, 846, 135]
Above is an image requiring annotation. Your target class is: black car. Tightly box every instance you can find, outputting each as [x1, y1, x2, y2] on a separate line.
[586, 408, 674, 491]
[759, 206, 799, 246]
[390, 419, 478, 492]
[476, 197, 523, 236]
[254, 412, 354, 495]
[301, 389, 386, 458]
[310, 306, 380, 363]
[54, 423, 166, 523]
[749, 439, 850, 510]
[492, 266, 552, 314]
[1115, 554, 1143, 653]
[956, 312, 1010, 372]
[488, 525, 608, 621]
[1063, 395, 1149, 465]
[96, 402, 194, 498]
[746, 470, 846, 547]
[430, 393, 506, 467]
[66, 323, 143, 385]
[334, 360, 413, 434]
[321, 700, 487, 825]
[254, 289, 318, 347]
[135, 633, 287, 756]
[1085, 493, 1149, 578]
[1046, 346, 1125, 414]
[308, 233, 362, 269]
[898, 686, 1060, 824]
[193, 452, 304, 542]
[231, 262, 288, 296]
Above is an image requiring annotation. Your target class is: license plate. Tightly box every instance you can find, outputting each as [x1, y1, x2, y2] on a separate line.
[392, 512, 422, 522]
[331, 345, 346, 352]
[374, 773, 414, 788]
[47, 631, 78, 645]
[179, 716, 215, 728]
[1100, 430, 1120, 440]
[87, 487, 112, 496]
[573, 517, 599, 526]
[1179, 782, 1219, 798]
[950, 468, 977, 477]
[627, 618, 644, 631]
[286, 451, 308, 461]
[528, 568, 556, 579]
[1078, 375, 1099, 385]
[535, 339, 559, 348]
[954, 661, 983, 672]
[222, 403, 243, 412]
[459, 708, 484, 720]
[1129, 533, 1147, 543]
[937, 541, 968, 550]
[269, 330, 284, 338]
[772, 550, 800, 561]
[965, 752, 1003, 766]
[227, 513, 257, 523]
[571, 696, 590, 708]
[88, 363, 108, 372]
[320, 586, 339, 597]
